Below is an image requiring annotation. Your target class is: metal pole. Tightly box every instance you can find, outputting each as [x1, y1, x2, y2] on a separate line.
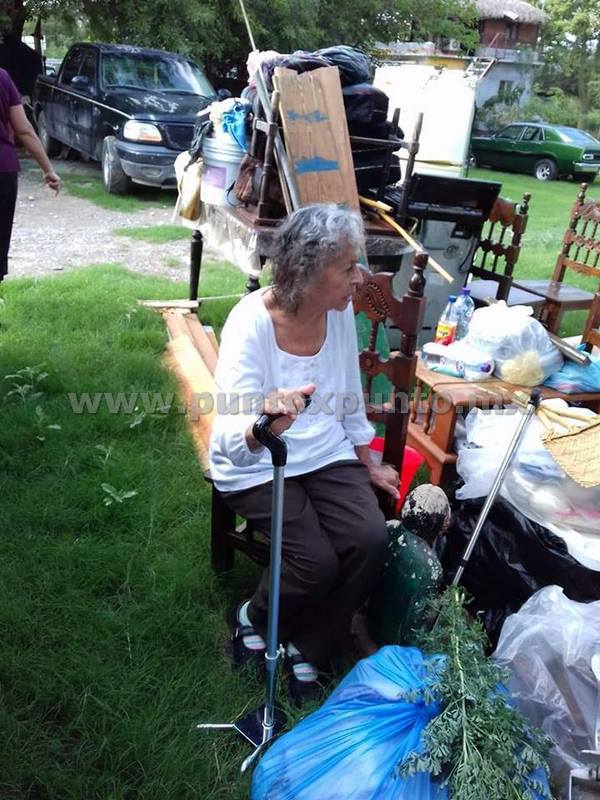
[452, 388, 541, 587]
[240, 461, 286, 773]
[264, 463, 285, 727]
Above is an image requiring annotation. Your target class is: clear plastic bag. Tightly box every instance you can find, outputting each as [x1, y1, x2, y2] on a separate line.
[464, 302, 563, 385]
[455, 408, 600, 570]
[494, 585, 600, 797]
[251, 646, 448, 800]
[455, 408, 561, 501]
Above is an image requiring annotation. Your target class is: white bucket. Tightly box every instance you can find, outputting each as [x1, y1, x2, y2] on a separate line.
[201, 136, 244, 207]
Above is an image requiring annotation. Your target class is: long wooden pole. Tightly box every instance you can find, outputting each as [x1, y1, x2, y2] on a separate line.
[359, 195, 453, 283]
[238, 0, 301, 212]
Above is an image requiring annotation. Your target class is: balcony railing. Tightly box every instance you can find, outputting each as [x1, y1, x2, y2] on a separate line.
[476, 45, 541, 63]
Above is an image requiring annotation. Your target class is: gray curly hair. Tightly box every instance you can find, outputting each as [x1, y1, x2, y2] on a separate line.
[270, 204, 364, 313]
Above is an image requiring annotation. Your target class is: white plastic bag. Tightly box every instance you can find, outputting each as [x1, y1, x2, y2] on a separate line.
[464, 302, 563, 385]
[494, 586, 600, 797]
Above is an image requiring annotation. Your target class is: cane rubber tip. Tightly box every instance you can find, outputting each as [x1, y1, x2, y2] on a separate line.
[529, 388, 542, 407]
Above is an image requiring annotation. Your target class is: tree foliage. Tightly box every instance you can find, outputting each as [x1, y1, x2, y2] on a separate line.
[533, 0, 600, 129]
[5, 0, 478, 88]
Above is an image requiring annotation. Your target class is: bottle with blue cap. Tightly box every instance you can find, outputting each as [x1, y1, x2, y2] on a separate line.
[455, 287, 475, 340]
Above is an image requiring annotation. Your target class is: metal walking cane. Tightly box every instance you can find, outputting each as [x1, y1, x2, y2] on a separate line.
[197, 396, 311, 773]
[452, 388, 541, 586]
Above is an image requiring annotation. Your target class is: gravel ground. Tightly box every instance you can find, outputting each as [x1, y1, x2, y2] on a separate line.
[8, 158, 199, 282]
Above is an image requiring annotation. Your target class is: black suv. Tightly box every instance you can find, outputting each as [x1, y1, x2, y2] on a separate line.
[33, 43, 216, 193]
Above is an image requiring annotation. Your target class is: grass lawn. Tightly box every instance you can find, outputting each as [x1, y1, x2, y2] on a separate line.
[0, 264, 271, 799]
[114, 225, 192, 244]
[470, 168, 597, 337]
[60, 171, 171, 213]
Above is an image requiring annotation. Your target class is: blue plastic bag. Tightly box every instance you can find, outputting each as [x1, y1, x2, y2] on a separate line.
[251, 646, 447, 800]
[544, 348, 600, 392]
[251, 645, 552, 800]
[220, 102, 248, 152]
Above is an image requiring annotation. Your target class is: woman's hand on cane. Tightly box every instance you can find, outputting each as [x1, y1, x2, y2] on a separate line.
[246, 384, 316, 451]
[263, 384, 316, 436]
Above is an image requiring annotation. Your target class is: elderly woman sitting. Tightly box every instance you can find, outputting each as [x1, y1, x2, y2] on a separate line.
[209, 204, 399, 702]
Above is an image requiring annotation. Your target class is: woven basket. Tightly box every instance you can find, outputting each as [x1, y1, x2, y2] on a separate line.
[541, 417, 600, 488]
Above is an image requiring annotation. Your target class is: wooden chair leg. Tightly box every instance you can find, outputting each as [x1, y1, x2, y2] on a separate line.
[542, 301, 563, 335]
[210, 486, 235, 574]
[189, 229, 203, 302]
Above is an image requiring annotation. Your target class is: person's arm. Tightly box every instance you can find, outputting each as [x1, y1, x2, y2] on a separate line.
[8, 104, 61, 194]
[339, 307, 400, 499]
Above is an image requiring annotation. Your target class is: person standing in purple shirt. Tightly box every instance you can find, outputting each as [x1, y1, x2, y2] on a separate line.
[0, 67, 61, 281]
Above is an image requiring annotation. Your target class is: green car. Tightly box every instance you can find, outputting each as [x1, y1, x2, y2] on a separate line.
[470, 122, 600, 182]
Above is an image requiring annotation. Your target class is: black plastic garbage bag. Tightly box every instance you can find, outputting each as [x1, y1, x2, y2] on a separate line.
[315, 45, 373, 85]
[261, 46, 373, 91]
[342, 83, 390, 127]
[436, 497, 600, 647]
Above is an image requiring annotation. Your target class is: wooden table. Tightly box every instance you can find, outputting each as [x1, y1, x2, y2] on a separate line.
[187, 203, 412, 299]
[407, 357, 600, 487]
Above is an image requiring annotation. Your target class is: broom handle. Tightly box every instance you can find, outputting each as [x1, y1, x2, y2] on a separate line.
[238, 0, 300, 212]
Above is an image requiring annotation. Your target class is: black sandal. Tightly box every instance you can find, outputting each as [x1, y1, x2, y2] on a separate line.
[284, 652, 322, 706]
[231, 603, 266, 672]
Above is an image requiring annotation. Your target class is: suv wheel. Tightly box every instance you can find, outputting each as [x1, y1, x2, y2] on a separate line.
[37, 111, 61, 158]
[101, 136, 131, 194]
[534, 158, 558, 181]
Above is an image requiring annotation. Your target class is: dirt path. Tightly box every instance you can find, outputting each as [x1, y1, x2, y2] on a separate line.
[8, 158, 200, 282]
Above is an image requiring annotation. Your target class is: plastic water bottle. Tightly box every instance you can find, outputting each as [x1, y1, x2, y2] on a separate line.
[434, 295, 458, 344]
[421, 341, 495, 380]
[455, 287, 475, 340]
[421, 342, 462, 376]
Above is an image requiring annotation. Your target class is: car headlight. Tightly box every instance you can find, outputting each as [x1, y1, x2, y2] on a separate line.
[123, 120, 163, 143]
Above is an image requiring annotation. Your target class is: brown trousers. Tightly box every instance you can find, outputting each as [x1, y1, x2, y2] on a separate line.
[223, 460, 388, 667]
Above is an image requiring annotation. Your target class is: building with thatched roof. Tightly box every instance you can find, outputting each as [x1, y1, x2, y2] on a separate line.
[475, 0, 547, 105]
[376, 0, 547, 109]
[476, 0, 546, 26]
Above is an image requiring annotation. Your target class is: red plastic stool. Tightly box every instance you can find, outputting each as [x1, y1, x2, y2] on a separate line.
[369, 437, 425, 514]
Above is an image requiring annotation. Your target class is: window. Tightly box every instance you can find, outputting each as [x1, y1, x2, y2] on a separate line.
[555, 127, 598, 145]
[100, 54, 215, 97]
[78, 50, 97, 85]
[498, 80, 515, 95]
[60, 48, 83, 85]
[521, 126, 542, 142]
[496, 125, 522, 140]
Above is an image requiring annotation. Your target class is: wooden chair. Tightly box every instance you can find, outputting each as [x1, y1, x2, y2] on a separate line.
[467, 192, 545, 310]
[512, 183, 600, 333]
[209, 252, 428, 574]
[583, 292, 600, 352]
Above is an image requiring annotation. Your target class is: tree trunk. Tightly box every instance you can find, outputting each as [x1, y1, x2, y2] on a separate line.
[7, 0, 28, 38]
[576, 39, 591, 128]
